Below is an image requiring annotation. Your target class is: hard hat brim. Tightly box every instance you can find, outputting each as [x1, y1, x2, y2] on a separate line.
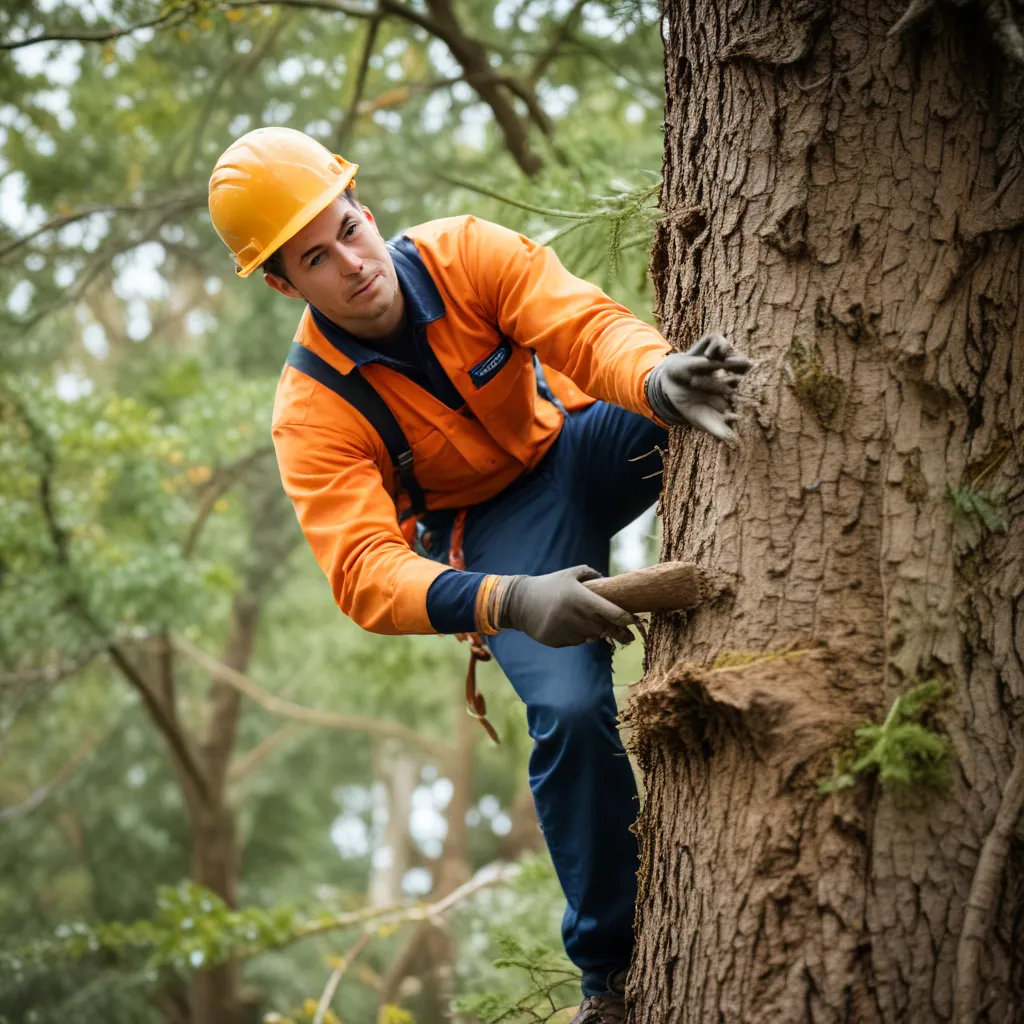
[235, 160, 358, 278]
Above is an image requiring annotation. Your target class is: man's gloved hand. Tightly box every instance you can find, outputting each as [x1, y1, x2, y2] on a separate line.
[645, 333, 752, 441]
[495, 566, 635, 648]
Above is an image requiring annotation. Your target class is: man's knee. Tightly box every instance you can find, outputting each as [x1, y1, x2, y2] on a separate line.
[527, 665, 617, 741]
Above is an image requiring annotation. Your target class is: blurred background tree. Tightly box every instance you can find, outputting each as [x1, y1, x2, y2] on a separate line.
[0, 2, 664, 1021]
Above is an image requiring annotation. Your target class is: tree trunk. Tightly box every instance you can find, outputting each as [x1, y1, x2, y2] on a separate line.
[626, 2, 1023, 1021]
[190, 477, 299, 1024]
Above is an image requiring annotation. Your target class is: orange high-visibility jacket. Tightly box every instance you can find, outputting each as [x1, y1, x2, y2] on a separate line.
[271, 215, 671, 635]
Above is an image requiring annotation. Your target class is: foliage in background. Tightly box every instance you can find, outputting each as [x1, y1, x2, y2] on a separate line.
[0, 1, 664, 1019]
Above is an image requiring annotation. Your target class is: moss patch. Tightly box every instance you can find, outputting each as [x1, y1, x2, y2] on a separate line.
[786, 339, 845, 423]
[818, 681, 952, 795]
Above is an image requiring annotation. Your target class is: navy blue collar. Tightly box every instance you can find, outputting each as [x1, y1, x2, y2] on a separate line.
[309, 234, 444, 368]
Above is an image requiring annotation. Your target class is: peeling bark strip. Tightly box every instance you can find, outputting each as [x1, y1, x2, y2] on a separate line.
[629, 1, 1023, 1021]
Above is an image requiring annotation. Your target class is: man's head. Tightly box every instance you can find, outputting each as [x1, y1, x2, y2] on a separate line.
[209, 127, 403, 338]
[261, 192, 403, 338]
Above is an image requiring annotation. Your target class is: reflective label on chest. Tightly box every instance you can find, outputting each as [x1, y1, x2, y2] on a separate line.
[468, 338, 513, 388]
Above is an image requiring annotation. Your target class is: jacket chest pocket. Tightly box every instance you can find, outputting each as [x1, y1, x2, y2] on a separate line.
[467, 337, 513, 388]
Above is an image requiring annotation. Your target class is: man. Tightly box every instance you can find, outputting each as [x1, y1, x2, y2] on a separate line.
[209, 127, 749, 1022]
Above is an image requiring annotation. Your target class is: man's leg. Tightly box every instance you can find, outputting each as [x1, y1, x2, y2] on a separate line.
[457, 404, 667, 997]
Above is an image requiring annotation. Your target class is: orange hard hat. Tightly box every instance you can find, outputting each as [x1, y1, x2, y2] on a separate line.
[209, 127, 358, 278]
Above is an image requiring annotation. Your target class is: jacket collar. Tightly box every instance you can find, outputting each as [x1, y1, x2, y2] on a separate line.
[308, 234, 444, 368]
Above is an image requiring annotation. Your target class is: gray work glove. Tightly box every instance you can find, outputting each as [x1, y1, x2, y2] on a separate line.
[496, 566, 635, 648]
[645, 333, 752, 442]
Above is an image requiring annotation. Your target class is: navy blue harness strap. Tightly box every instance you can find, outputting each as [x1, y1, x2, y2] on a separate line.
[285, 342, 427, 518]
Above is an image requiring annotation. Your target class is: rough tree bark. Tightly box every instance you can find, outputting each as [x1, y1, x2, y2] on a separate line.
[625, 2, 1023, 1021]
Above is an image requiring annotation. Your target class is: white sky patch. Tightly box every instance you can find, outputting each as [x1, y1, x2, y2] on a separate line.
[420, 91, 449, 134]
[227, 113, 251, 137]
[25, 253, 45, 272]
[428, 38, 460, 78]
[186, 309, 216, 336]
[625, 101, 646, 124]
[124, 298, 151, 341]
[331, 814, 371, 858]
[538, 83, 578, 119]
[478, 794, 500, 819]
[55, 371, 94, 402]
[54, 263, 75, 287]
[491, 812, 512, 836]
[402, 867, 432, 897]
[454, 104, 490, 151]
[262, 102, 295, 125]
[7, 280, 35, 317]
[371, 110, 402, 133]
[386, 62, 403, 81]
[611, 507, 657, 572]
[450, 81, 473, 104]
[276, 57, 304, 85]
[82, 322, 110, 359]
[113, 242, 169, 302]
[582, 2, 624, 40]
[0, 172, 46, 236]
[381, 38, 407, 59]
[204, 276, 223, 296]
[31, 130, 57, 157]
[371, 845, 392, 870]
[304, 119, 332, 138]
[493, 0, 516, 30]
[234, 37, 253, 54]
[31, 88, 76, 131]
[80, 212, 110, 253]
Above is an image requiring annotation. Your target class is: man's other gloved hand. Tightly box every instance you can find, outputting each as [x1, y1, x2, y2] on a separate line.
[645, 333, 752, 442]
[496, 566, 635, 648]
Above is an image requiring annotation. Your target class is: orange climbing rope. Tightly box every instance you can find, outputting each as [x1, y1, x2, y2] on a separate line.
[448, 509, 501, 745]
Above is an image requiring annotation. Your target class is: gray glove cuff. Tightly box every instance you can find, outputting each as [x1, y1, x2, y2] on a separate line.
[495, 574, 528, 631]
[644, 362, 688, 427]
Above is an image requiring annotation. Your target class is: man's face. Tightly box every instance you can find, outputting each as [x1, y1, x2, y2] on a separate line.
[264, 196, 402, 337]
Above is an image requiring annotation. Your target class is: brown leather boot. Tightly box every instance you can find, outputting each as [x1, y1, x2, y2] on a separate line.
[570, 970, 627, 1023]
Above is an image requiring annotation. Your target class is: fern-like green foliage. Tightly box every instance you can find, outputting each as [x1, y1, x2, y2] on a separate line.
[819, 681, 953, 795]
[946, 483, 1006, 542]
[452, 931, 581, 1023]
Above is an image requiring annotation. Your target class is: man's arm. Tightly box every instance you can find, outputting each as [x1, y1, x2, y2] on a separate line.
[273, 419, 450, 635]
[458, 216, 671, 417]
[274, 419, 638, 645]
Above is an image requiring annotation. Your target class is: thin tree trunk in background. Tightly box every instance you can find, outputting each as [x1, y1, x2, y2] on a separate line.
[190, 476, 299, 1024]
[626, 1, 1023, 1021]
[378, 687, 476, 1020]
[370, 739, 419, 907]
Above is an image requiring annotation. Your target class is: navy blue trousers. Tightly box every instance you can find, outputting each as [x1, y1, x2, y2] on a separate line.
[429, 402, 666, 995]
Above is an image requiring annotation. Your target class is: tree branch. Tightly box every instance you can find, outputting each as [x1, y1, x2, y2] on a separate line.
[335, 12, 382, 151]
[529, 0, 588, 83]
[228, 722, 306, 783]
[312, 931, 372, 1024]
[0, 3, 197, 50]
[182, 446, 275, 558]
[954, 744, 1024, 1023]
[293, 861, 519, 944]
[0, 727, 111, 822]
[5, 391, 211, 805]
[0, 190, 203, 263]
[172, 633, 452, 762]
[0, 647, 104, 688]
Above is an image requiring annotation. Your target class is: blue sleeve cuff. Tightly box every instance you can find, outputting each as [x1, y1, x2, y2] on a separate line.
[426, 568, 488, 634]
